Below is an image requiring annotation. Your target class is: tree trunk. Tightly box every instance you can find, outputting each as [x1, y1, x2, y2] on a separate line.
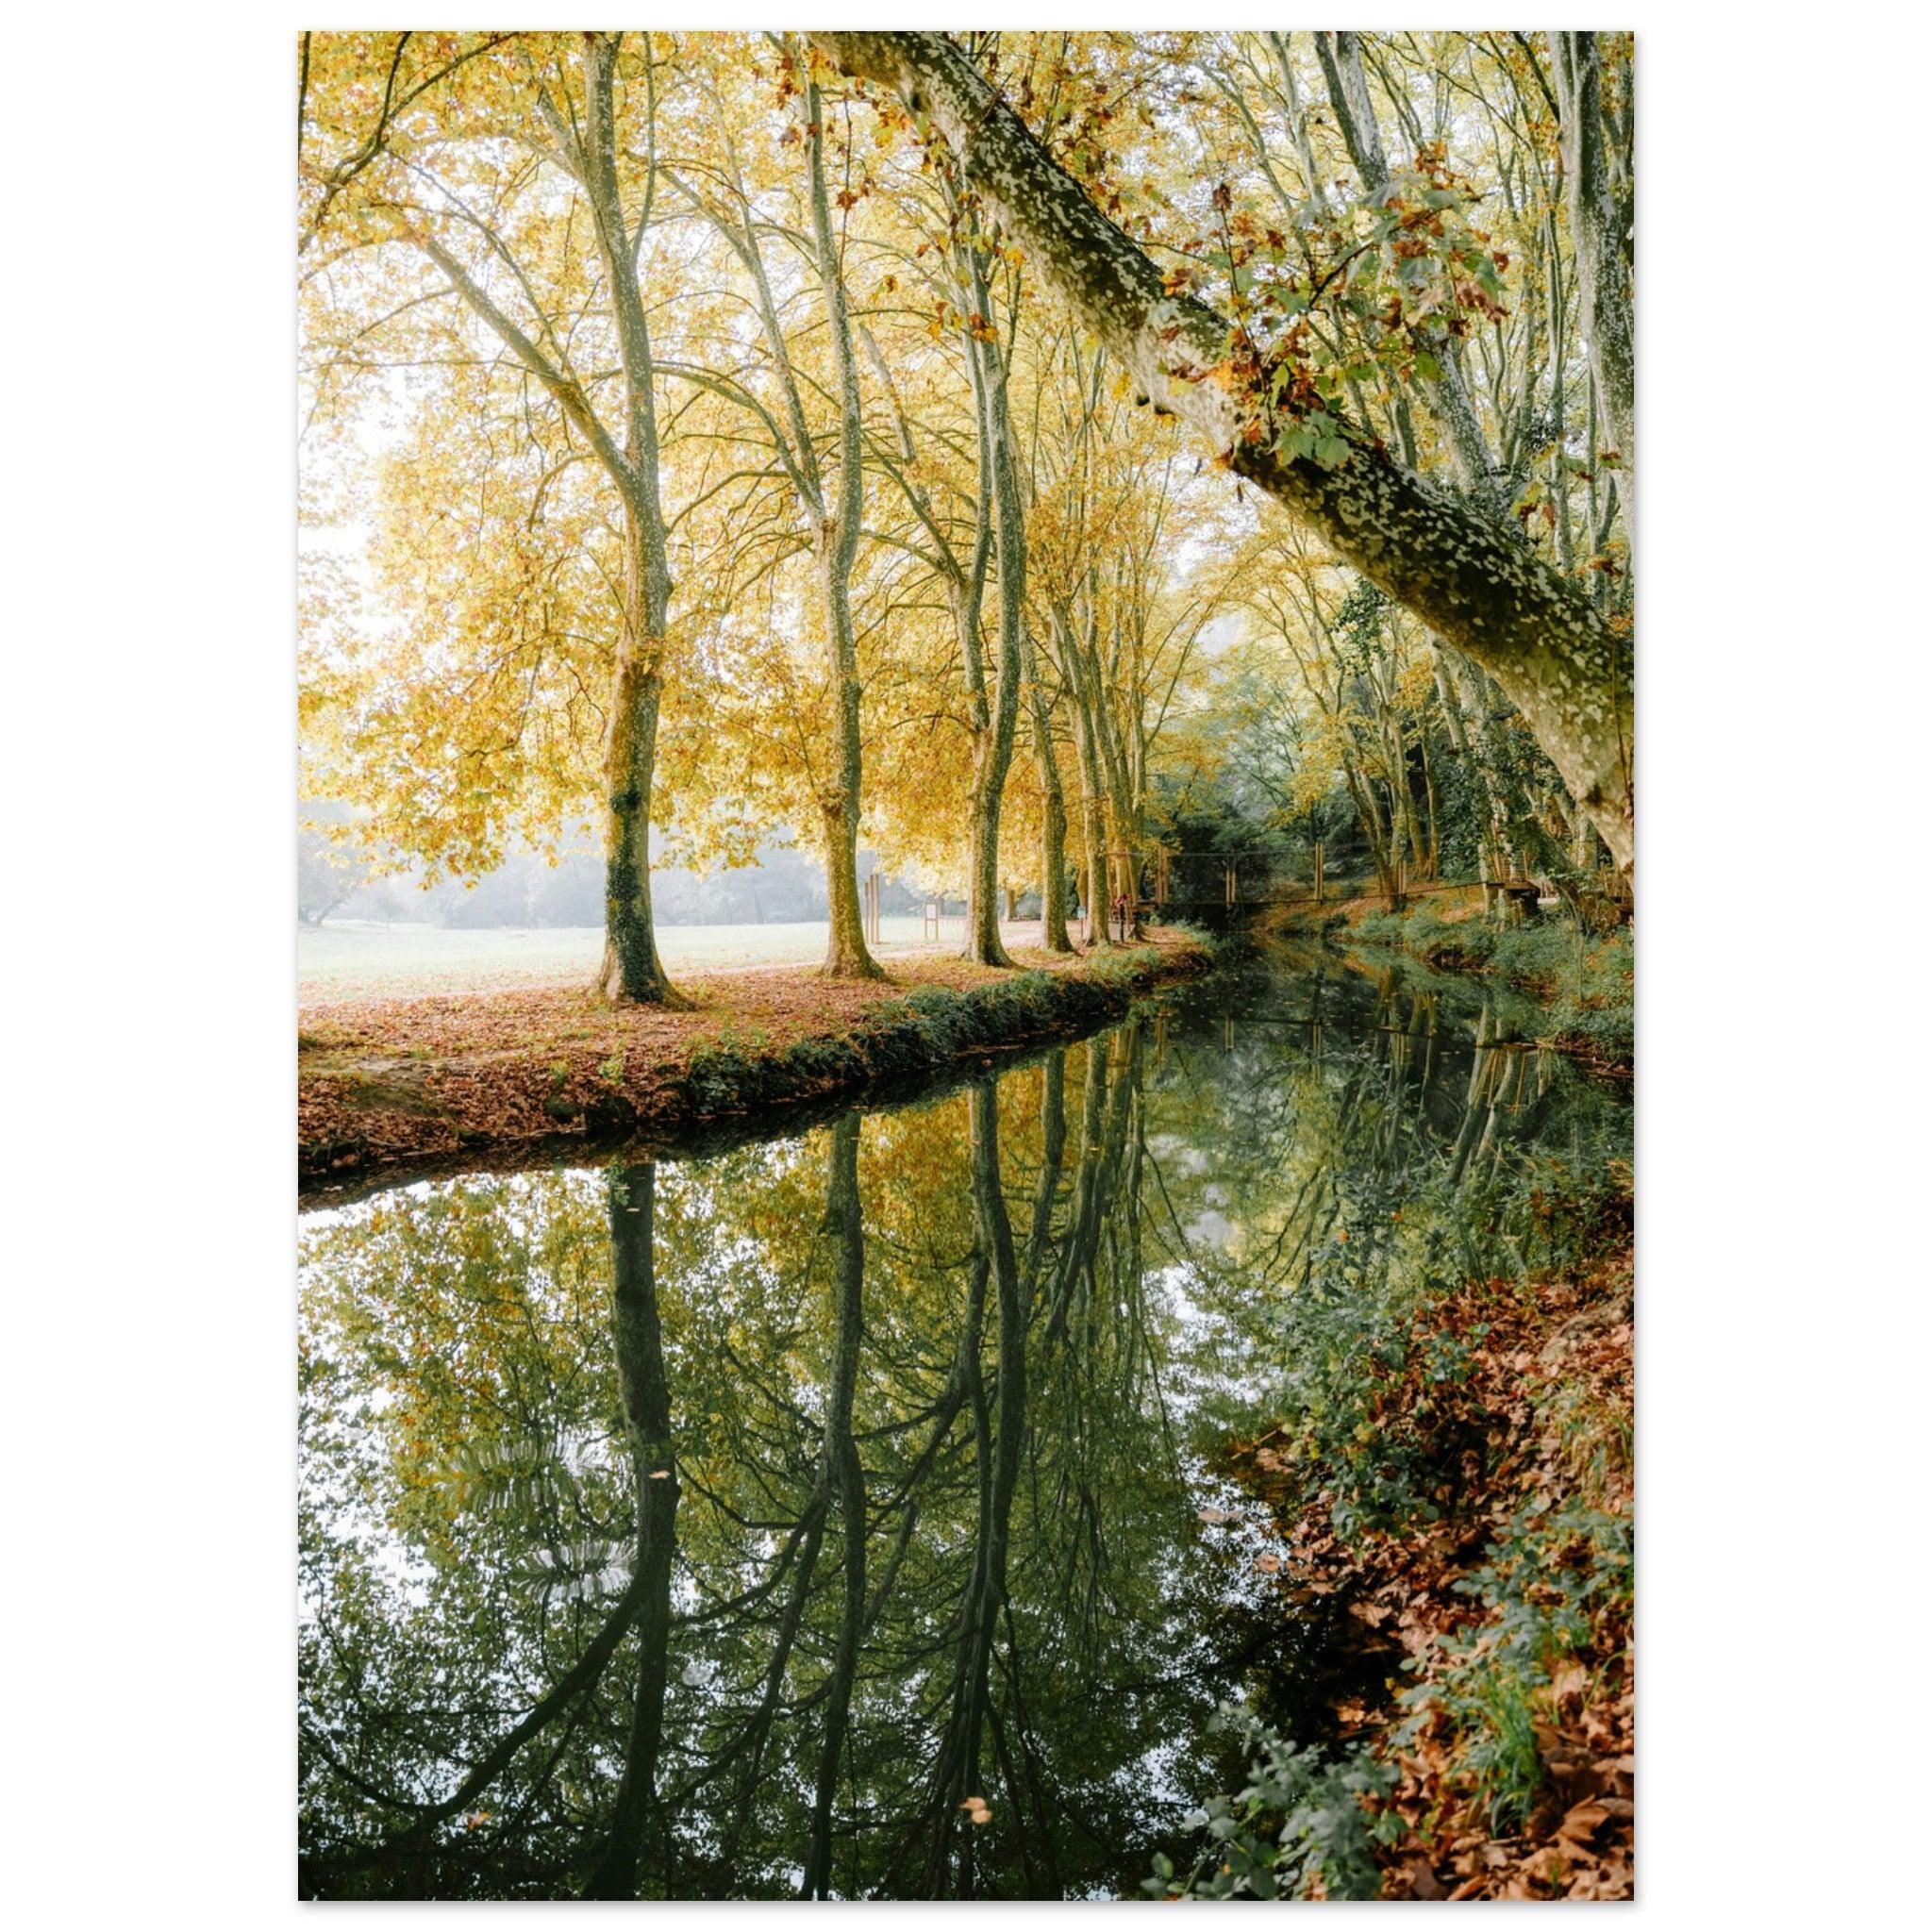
[1341, 753, 1400, 910]
[596, 520, 681, 1006]
[1062, 604, 1141, 942]
[962, 731, 1013, 966]
[1418, 718, 1441, 879]
[815, 542, 880, 982]
[1029, 665, 1073, 950]
[1314, 30, 1499, 506]
[580, 37, 682, 1006]
[812, 30, 1634, 874]
[802, 1116, 867, 1899]
[958, 244, 1025, 967]
[415, 39, 686, 1006]
[1551, 32, 1635, 535]
[805, 64, 885, 981]
[1069, 696, 1114, 951]
[582, 1160, 679, 1899]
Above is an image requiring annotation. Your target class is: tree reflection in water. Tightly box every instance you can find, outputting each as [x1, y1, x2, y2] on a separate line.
[297, 960, 1628, 1899]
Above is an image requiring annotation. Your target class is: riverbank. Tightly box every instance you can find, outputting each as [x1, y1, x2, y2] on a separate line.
[1151, 1173, 1633, 1903]
[1267, 888, 1633, 1074]
[299, 925, 1214, 1191]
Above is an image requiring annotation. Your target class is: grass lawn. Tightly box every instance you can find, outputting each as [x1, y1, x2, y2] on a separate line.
[299, 916, 985, 1002]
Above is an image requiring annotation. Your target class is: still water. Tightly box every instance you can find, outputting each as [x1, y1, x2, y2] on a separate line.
[297, 950, 1631, 1899]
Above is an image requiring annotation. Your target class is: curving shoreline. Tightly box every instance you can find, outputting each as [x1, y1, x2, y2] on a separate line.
[299, 927, 1217, 1198]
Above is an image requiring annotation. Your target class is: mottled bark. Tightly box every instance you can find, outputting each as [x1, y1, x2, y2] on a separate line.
[596, 527, 677, 1005]
[1551, 33, 1635, 536]
[811, 30, 1633, 873]
[813, 527, 878, 981]
[581, 39, 681, 1007]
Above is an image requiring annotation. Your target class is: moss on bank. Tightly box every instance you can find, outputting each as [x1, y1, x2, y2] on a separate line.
[1330, 903, 1632, 1071]
[300, 928, 1216, 1192]
[686, 952, 1169, 1112]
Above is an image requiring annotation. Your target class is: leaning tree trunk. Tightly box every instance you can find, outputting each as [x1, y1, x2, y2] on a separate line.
[810, 30, 1634, 875]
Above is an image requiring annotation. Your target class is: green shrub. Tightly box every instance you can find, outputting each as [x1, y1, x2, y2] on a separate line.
[1145, 1708, 1395, 1901]
[1349, 908, 1631, 1064]
[1392, 1498, 1631, 1834]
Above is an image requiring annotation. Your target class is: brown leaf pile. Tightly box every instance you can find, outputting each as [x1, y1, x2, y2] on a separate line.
[1230, 1229, 1635, 1901]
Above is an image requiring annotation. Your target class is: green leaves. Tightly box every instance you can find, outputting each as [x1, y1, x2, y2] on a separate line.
[1273, 409, 1351, 473]
[1145, 1707, 1394, 1901]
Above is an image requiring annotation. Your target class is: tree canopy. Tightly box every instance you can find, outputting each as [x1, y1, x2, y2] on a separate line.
[300, 30, 1633, 995]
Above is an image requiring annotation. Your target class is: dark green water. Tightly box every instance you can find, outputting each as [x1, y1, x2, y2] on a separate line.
[297, 950, 1630, 1900]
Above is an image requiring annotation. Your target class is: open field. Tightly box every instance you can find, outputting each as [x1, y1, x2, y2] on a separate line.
[298, 916, 985, 1003]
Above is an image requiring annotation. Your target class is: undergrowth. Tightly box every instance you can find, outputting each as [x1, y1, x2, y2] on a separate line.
[1350, 908, 1632, 1066]
[1144, 1710, 1396, 1901]
[1148, 1162, 1634, 1901]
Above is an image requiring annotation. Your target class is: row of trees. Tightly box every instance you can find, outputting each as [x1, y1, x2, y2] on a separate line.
[299, 30, 1632, 998]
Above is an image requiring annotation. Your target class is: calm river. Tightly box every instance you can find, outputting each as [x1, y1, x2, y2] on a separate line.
[297, 947, 1631, 1899]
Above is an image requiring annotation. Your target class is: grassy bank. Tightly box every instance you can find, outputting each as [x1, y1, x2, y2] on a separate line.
[1273, 891, 1633, 1072]
[1149, 1170, 1634, 1903]
[299, 926, 1214, 1191]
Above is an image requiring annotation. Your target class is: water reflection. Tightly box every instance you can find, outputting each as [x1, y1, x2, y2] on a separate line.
[297, 958, 1628, 1899]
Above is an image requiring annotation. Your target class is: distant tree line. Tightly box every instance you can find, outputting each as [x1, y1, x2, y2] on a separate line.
[299, 812, 919, 931]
